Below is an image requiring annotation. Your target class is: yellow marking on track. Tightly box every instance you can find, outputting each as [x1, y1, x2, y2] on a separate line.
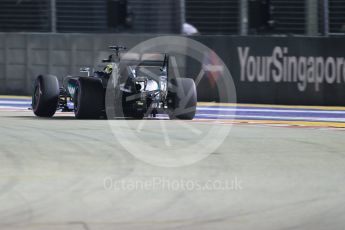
[229, 119, 345, 128]
[193, 119, 345, 128]
[0, 95, 31, 99]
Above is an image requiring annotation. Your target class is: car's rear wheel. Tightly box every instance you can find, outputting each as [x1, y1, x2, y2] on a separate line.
[74, 77, 105, 119]
[32, 75, 59, 117]
[124, 108, 145, 120]
[167, 78, 197, 120]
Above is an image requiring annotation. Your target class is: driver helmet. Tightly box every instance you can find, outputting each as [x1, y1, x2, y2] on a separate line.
[104, 64, 113, 74]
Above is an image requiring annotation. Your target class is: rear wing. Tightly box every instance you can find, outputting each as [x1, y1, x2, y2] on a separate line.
[121, 53, 169, 69]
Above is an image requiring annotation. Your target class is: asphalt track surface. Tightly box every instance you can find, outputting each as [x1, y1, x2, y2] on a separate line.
[1, 96, 345, 230]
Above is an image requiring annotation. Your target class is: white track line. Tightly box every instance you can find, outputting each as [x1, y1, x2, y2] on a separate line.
[197, 107, 345, 114]
[0, 100, 31, 105]
[0, 106, 28, 109]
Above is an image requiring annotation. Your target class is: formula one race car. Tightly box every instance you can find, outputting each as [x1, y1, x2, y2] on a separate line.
[32, 45, 197, 120]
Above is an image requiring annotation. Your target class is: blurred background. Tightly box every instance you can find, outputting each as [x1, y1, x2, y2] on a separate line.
[1, 0, 345, 105]
[0, 0, 342, 36]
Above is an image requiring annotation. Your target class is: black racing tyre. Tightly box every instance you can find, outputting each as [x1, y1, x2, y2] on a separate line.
[124, 109, 145, 120]
[122, 91, 145, 120]
[168, 78, 197, 120]
[32, 75, 59, 117]
[110, 89, 145, 120]
[74, 77, 105, 119]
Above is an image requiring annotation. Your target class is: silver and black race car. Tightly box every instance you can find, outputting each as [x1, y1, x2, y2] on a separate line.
[32, 45, 197, 120]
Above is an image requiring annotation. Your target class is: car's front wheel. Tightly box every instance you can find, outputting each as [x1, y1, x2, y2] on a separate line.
[32, 75, 59, 117]
[167, 78, 197, 120]
[74, 77, 105, 119]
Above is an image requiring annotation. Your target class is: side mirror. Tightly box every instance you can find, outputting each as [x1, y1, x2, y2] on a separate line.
[80, 67, 91, 76]
[102, 55, 113, 63]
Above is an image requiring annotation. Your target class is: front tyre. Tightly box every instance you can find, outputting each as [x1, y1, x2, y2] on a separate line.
[168, 78, 197, 120]
[32, 75, 59, 117]
[74, 77, 105, 119]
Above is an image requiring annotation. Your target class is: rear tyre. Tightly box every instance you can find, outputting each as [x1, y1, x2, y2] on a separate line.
[74, 77, 105, 119]
[124, 109, 145, 120]
[32, 75, 59, 117]
[168, 78, 197, 120]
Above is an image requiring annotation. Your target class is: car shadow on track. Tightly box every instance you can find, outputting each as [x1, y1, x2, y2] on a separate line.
[2, 116, 165, 121]
[2, 116, 76, 120]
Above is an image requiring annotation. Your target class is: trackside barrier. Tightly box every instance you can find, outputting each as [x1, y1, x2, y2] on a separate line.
[191, 36, 345, 105]
[0, 33, 344, 105]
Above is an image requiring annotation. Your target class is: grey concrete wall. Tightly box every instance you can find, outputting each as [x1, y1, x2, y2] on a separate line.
[3, 33, 344, 105]
[0, 33, 157, 95]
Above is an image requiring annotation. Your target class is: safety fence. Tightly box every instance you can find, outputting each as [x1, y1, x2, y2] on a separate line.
[0, 0, 344, 36]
